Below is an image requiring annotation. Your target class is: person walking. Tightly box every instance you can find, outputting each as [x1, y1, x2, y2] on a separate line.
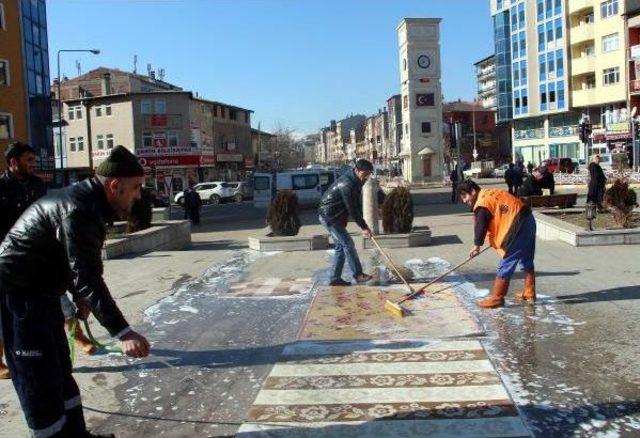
[0, 142, 47, 379]
[0, 146, 150, 437]
[456, 179, 537, 309]
[505, 163, 515, 194]
[183, 186, 202, 225]
[587, 154, 607, 212]
[449, 165, 460, 204]
[318, 159, 374, 286]
[512, 162, 524, 195]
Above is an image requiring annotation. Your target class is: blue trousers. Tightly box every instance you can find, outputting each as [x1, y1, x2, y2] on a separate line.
[0, 291, 85, 436]
[320, 217, 363, 282]
[497, 214, 536, 280]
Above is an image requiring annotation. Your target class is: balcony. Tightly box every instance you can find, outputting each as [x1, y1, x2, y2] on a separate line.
[549, 126, 578, 138]
[514, 128, 545, 140]
[569, 0, 593, 15]
[570, 24, 594, 45]
[571, 56, 596, 76]
[573, 88, 597, 107]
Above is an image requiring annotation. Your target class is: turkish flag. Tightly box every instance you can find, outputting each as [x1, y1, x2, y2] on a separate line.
[416, 94, 435, 106]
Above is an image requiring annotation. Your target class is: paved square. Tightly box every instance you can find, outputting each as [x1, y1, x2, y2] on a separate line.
[297, 284, 483, 340]
[238, 340, 530, 437]
[227, 277, 313, 297]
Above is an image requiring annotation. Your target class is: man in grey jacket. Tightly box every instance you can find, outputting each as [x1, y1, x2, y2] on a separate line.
[318, 159, 374, 286]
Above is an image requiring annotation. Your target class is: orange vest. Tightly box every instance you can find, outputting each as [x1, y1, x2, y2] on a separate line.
[473, 188, 525, 257]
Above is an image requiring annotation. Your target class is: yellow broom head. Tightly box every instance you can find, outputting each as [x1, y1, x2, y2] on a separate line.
[384, 300, 405, 318]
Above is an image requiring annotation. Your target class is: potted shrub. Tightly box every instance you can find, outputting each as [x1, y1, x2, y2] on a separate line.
[381, 187, 414, 233]
[603, 179, 638, 228]
[266, 190, 301, 236]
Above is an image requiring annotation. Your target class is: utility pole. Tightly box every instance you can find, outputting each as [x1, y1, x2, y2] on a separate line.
[455, 122, 463, 181]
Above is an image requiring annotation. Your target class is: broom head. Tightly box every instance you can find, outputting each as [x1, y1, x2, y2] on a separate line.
[384, 300, 406, 318]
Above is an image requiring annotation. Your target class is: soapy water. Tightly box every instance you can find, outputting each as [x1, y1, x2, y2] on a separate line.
[400, 257, 640, 437]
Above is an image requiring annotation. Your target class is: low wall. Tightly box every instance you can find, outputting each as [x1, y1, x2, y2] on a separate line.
[102, 220, 191, 259]
[534, 210, 640, 247]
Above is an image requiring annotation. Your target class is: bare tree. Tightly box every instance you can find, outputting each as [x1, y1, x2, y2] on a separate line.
[271, 123, 304, 170]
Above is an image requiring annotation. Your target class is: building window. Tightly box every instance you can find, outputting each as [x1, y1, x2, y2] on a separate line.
[168, 131, 179, 147]
[154, 99, 166, 114]
[421, 122, 432, 134]
[513, 63, 520, 87]
[522, 89, 529, 113]
[558, 80, 565, 109]
[556, 49, 564, 77]
[554, 0, 561, 15]
[548, 52, 556, 79]
[546, 21, 554, 44]
[68, 105, 81, 120]
[0, 113, 12, 139]
[546, 0, 552, 18]
[141, 99, 152, 114]
[245, 111, 250, 123]
[540, 84, 547, 111]
[518, 3, 525, 27]
[549, 82, 556, 105]
[519, 31, 526, 58]
[105, 104, 112, 116]
[402, 95, 408, 109]
[69, 137, 77, 152]
[537, 0, 544, 20]
[585, 44, 595, 57]
[77, 136, 84, 151]
[143, 132, 153, 147]
[539, 54, 546, 81]
[538, 24, 545, 51]
[0, 59, 9, 85]
[603, 67, 620, 85]
[600, 0, 618, 19]
[555, 18, 562, 40]
[229, 109, 237, 120]
[520, 61, 527, 86]
[497, 0, 503, 9]
[106, 134, 114, 149]
[220, 107, 226, 118]
[602, 33, 619, 53]
[0, 3, 5, 30]
[95, 106, 102, 117]
[213, 105, 218, 117]
[512, 39, 518, 58]
[96, 134, 104, 150]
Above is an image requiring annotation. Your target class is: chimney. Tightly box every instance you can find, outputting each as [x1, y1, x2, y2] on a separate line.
[101, 73, 112, 95]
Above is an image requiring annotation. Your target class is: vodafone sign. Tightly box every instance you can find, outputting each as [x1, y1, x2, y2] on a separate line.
[138, 155, 217, 168]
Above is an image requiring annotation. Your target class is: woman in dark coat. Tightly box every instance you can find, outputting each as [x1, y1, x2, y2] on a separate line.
[587, 155, 607, 211]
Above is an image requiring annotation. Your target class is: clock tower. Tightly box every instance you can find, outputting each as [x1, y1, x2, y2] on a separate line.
[397, 18, 443, 182]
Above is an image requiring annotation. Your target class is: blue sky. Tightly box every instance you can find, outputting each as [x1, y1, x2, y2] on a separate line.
[47, 0, 494, 135]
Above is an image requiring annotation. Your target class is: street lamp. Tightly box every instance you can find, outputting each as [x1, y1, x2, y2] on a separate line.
[57, 48, 100, 185]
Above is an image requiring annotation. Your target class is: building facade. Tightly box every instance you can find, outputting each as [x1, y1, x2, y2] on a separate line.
[397, 18, 445, 182]
[490, 0, 637, 167]
[443, 100, 500, 165]
[475, 55, 498, 110]
[386, 94, 403, 171]
[0, 0, 52, 176]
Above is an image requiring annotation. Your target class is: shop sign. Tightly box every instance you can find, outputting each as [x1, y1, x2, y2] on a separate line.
[216, 153, 243, 162]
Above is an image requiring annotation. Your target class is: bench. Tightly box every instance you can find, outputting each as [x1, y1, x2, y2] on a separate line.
[521, 193, 578, 208]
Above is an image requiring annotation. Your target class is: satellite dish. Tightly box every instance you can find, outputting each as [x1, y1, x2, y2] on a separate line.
[632, 106, 637, 118]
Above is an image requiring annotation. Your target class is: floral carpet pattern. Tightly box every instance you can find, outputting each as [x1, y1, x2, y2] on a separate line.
[238, 340, 530, 437]
[297, 284, 483, 340]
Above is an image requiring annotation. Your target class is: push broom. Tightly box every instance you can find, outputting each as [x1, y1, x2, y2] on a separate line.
[382, 246, 490, 318]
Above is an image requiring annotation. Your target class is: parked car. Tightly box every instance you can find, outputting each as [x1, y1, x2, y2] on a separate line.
[226, 181, 252, 202]
[173, 181, 237, 205]
[492, 164, 510, 178]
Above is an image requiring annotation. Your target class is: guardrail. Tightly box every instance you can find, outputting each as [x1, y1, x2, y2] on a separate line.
[554, 170, 640, 185]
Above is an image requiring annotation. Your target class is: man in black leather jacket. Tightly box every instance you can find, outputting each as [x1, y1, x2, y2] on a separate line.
[318, 159, 374, 286]
[0, 146, 150, 438]
[0, 142, 46, 379]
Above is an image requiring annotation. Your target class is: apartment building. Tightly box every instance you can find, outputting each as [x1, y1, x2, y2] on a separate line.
[475, 55, 498, 110]
[490, 0, 637, 166]
[0, 0, 52, 176]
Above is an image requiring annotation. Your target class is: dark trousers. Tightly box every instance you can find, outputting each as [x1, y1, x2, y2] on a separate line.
[507, 184, 514, 195]
[451, 184, 458, 203]
[0, 291, 85, 437]
[188, 207, 200, 225]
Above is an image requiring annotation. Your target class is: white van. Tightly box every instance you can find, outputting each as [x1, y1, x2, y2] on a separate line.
[253, 170, 336, 208]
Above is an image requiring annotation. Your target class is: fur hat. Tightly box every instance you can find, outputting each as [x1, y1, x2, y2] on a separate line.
[95, 146, 144, 177]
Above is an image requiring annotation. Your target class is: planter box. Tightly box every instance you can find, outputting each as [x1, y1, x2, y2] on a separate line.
[248, 229, 329, 251]
[102, 220, 191, 259]
[360, 227, 432, 249]
[535, 210, 640, 247]
[522, 193, 577, 208]
[152, 207, 170, 222]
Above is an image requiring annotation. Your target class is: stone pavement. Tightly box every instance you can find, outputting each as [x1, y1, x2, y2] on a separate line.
[1, 183, 640, 437]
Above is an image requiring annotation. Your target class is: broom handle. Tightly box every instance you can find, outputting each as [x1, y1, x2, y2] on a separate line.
[397, 246, 490, 304]
[369, 235, 417, 294]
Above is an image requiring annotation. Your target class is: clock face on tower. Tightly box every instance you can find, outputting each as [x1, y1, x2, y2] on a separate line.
[417, 54, 431, 69]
